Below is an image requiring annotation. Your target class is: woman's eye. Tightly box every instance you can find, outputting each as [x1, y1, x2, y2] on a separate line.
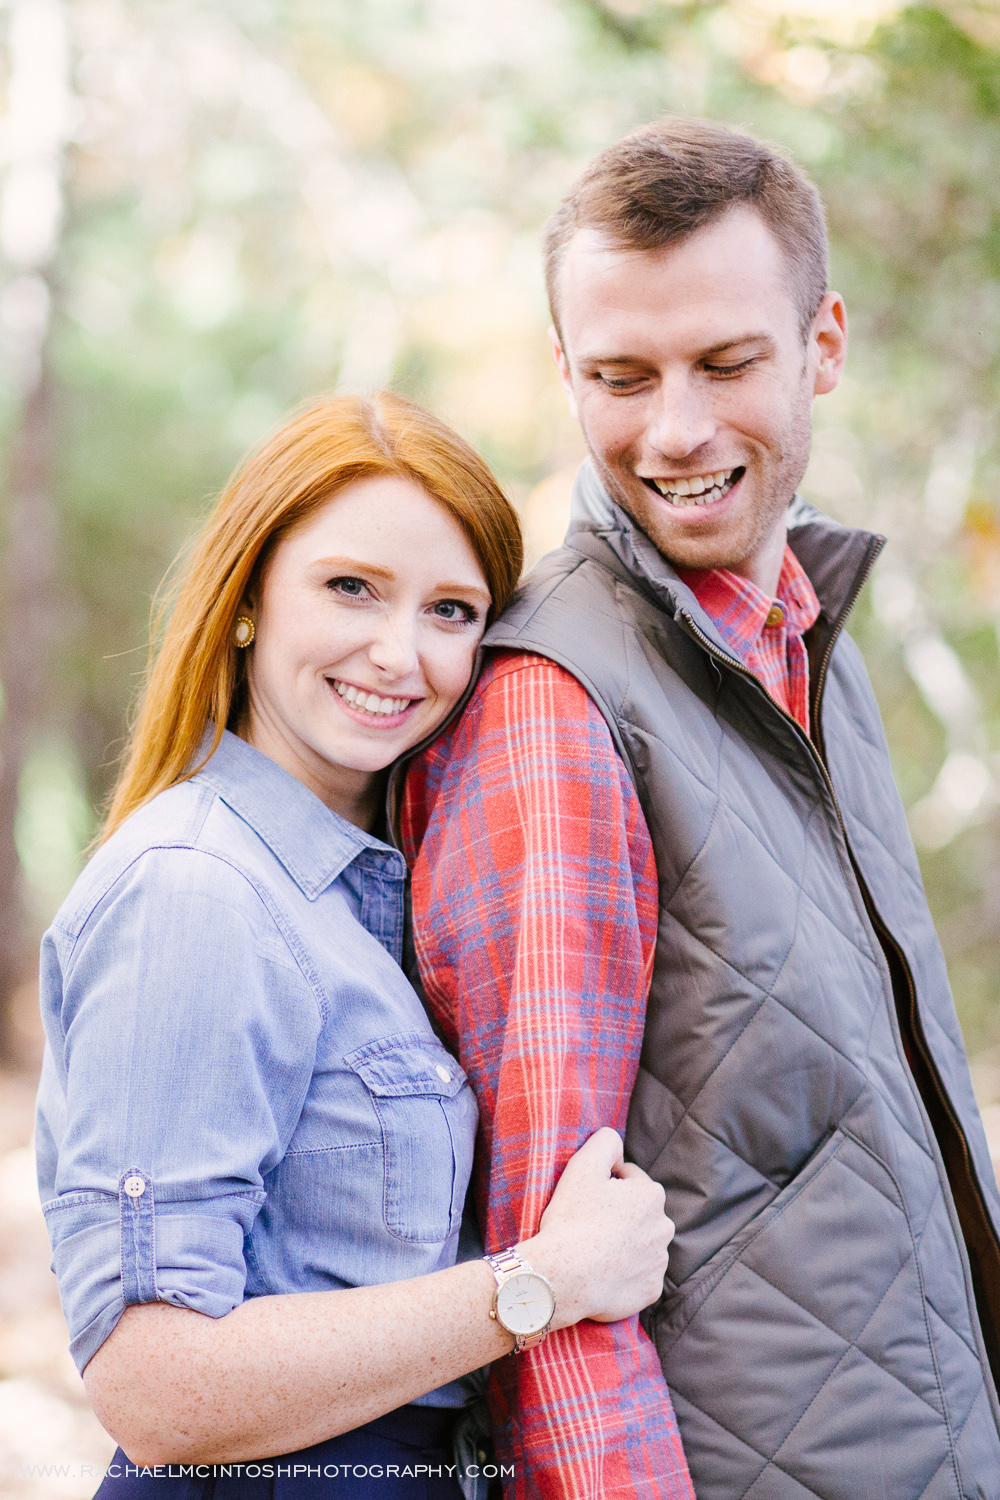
[432, 599, 479, 623]
[328, 576, 370, 598]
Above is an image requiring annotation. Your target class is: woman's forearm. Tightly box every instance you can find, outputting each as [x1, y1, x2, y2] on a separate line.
[83, 1129, 674, 1468]
[85, 1257, 513, 1466]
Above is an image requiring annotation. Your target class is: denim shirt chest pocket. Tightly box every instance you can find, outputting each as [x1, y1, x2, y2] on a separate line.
[345, 1030, 477, 1244]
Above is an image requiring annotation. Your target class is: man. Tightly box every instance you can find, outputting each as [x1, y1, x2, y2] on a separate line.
[401, 118, 1000, 1498]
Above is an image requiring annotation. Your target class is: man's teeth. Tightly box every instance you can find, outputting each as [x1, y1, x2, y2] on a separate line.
[334, 680, 412, 716]
[650, 469, 736, 506]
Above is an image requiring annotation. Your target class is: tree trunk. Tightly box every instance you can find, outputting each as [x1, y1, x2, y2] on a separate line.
[0, 361, 56, 1059]
[0, 0, 70, 1062]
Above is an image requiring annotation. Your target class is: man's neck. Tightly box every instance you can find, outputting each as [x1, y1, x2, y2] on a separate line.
[715, 521, 788, 598]
[655, 511, 790, 598]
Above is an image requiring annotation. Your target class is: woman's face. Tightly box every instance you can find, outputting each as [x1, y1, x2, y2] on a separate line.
[245, 476, 491, 823]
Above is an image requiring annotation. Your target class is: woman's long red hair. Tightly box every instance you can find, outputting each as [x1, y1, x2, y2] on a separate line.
[102, 391, 523, 842]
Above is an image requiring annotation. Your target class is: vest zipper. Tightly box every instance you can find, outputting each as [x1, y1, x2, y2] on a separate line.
[674, 607, 854, 852]
[869, 908, 1000, 1387]
[802, 541, 1000, 1290]
[675, 587, 1000, 1349]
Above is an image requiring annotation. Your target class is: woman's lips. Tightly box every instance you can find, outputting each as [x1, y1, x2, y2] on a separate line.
[327, 677, 421, 728]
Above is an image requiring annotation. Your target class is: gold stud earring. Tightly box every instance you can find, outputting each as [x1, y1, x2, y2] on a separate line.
[234, 615, 255, 648]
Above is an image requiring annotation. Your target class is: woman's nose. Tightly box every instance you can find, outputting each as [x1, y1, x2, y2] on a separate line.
[367, 613, 420, 679]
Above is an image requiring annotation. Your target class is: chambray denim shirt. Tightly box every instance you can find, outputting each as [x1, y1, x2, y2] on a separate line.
[35, 730, 478, 1405]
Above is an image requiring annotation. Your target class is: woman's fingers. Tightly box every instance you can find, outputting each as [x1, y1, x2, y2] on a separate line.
[525, 1128, 674, 1329]
[614, 1159, 645, 1180]
[557, 1125, 625, 1182]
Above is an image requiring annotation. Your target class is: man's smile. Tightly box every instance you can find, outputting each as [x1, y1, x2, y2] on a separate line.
[640, 466, 745, 508]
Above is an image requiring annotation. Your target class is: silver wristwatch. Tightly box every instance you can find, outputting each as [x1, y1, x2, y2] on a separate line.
[484, 1248, 556, 1353]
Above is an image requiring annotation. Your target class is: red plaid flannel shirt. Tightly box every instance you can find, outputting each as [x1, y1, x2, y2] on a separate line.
[401, 544, 818, 1499]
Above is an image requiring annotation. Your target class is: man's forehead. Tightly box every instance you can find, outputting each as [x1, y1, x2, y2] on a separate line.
[555, 210, 797, 348]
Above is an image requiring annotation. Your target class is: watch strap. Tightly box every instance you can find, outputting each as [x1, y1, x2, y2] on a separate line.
[511, 1327, 549, 1352]
[484, 1248, 553, 1353]
[484, 1248, 532, 1281]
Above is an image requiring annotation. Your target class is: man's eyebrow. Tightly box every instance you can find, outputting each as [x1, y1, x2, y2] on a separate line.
[577, 355, 647, 368]
[700, 332, 776, 357]
[578, 333, 776, 365]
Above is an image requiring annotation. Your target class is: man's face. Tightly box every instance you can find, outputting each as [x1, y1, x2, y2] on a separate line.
[550, 206, 847, 584]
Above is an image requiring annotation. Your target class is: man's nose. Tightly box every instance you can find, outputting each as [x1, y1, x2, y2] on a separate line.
[644, 378, 717, 461]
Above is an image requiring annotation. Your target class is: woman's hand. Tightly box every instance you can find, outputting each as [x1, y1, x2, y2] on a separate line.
[519, 1127, 674, 1329]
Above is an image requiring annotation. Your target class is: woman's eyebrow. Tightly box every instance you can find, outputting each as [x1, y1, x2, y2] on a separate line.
[313, 555, 395, 580]
[313, 558, 491, 602]
[436, 581, 492, 602]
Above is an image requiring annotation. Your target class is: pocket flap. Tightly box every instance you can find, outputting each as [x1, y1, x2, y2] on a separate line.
[345, 1030, 469, 1100]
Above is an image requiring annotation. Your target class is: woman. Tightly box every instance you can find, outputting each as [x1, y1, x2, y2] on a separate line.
[36, 392, 673, 1498]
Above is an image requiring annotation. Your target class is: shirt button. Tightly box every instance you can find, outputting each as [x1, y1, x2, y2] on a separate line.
[124, 1176, 146, 1198]
[765, 603, 785, 628]
[434, 1064, 451, 1082]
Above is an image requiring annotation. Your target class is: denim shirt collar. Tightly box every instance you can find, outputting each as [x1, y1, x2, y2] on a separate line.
[192, 729, 402, 900]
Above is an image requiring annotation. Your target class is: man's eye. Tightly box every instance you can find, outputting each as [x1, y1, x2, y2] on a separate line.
[328, 576, 369, 598]
[432, 599, 479, 623]
[704, 358, 758, 378]
[597, 374, 646, 392]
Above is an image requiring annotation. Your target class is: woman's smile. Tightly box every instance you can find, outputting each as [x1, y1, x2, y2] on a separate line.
[328, 675, 423, 725]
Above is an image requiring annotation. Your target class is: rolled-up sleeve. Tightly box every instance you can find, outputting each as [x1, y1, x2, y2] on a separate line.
[36, 846, 322, 1372]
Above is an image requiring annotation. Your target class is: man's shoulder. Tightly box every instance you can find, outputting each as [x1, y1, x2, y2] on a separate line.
[409, 650, 615, 793]
[478, 648, 589, 693]
[431, 649, 615, 789]
[470, 649, 612, 731]
[486, 537, 616, 643]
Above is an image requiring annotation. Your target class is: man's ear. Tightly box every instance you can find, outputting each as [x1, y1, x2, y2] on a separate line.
[549, 325, 580, 423]
[811, 292, 847, 397]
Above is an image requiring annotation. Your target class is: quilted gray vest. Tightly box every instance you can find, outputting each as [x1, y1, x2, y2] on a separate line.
[485, 465, 1000, 1500]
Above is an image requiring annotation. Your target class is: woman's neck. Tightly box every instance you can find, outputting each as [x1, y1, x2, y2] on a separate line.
[240, 716, 387, 834]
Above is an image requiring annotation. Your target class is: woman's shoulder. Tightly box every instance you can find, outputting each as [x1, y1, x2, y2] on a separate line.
[42, 775, 326, 1041]
[52, 777, 268, 942]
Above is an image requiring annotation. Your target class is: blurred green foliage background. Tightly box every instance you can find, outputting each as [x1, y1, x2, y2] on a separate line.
[2, 0, 1000, 1081]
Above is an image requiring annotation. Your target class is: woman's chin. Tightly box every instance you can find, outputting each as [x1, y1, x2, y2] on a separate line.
[313, 713, 448, 779]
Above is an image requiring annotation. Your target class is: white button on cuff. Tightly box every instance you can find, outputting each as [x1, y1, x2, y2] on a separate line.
[124, 1176, 146, 1198]
[434, 1064, 451, 1083]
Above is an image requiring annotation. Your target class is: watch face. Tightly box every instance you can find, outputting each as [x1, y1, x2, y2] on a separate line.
[496, 1273, 555, 1337]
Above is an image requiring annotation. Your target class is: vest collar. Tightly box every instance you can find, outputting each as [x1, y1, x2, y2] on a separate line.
[565, 459, 884, 661]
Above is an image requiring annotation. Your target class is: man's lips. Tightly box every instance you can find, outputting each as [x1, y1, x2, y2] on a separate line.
[640, 466, 745, 507]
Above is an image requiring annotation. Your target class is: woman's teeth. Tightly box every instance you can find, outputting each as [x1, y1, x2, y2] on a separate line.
[648, 468, 738, 506]
[333, 680, 412, 717]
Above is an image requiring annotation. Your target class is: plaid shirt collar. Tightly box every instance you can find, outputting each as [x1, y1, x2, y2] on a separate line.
[676, 544, 820, 666]
[675, 544, 821, 732]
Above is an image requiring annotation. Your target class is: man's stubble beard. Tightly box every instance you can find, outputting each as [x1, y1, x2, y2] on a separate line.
[583, 379, 815, 576]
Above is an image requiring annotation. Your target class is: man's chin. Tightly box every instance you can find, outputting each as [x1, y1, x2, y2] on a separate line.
[601, 468, 791, 580]
[616, 489, 758, 574]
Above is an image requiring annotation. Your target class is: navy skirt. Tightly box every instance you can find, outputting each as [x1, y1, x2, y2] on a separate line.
[93, 1405, 465, 1499]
